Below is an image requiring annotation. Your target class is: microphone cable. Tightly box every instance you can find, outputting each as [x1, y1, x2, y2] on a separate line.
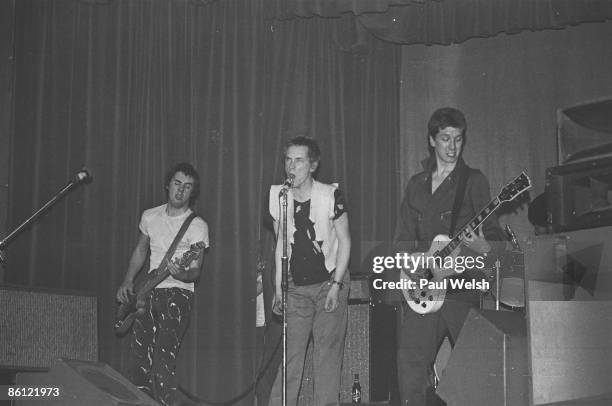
[178, 324, 282, 405]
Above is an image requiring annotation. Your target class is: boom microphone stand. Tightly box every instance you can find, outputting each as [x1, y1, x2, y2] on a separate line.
[0, 169, 92, 263]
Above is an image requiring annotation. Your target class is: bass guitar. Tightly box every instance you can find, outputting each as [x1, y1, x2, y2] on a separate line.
[115, 241, 205, 335]
[401, 172, 531, 314]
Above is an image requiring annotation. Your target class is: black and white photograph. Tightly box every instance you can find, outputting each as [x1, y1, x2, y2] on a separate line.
[0, 1, 611, 406]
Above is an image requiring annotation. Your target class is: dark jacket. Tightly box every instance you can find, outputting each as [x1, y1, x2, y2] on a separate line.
[388, 156, 505, 299]
[395, 156, 505, 253]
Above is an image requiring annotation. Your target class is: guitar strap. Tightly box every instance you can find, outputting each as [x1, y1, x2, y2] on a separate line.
[449, 166, 470, 238]
[158, 212, 198, 273]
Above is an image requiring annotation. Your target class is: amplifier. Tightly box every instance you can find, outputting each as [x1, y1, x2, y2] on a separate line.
[0, 285, 98, 370]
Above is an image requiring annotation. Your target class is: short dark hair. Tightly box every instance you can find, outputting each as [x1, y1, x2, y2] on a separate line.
[165, 162, 200, 206]
[528, 192, 548, 227]
[427, 107, 467, 153]
[284, 136, 321, 173]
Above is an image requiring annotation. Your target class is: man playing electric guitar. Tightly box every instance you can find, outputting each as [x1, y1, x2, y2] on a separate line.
[393, 108, 505, 406]
[116, 162, 209, 406]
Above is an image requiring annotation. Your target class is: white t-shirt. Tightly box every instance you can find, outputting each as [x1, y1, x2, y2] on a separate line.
[139, 204, 209, 291]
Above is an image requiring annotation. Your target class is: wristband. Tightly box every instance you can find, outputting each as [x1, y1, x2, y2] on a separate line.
[329, 280, 344, 290]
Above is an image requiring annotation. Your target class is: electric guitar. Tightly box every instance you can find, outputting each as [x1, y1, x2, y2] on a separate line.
[401, 172, 531, 314]
[115, 241, 205, 335]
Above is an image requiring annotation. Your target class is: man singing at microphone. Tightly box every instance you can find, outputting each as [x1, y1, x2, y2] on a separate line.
[268, 136, 351, 406]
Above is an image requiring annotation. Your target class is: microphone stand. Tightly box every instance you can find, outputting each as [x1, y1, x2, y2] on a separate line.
[279, 186, 289, 406]
[494, 258, 501, 311]
[0, 172, 91, 263]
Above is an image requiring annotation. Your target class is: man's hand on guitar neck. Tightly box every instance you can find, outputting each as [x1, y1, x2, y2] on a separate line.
[462, 225, 491, 255]
[167, 261, 200, 283]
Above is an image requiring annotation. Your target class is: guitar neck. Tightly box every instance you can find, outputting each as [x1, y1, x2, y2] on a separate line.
[437, 196, 501, 258]
[134, 260, 172, 299]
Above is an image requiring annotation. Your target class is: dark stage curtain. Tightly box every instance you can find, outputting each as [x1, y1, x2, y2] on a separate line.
[5, 0, 399, 403]
[266, 0, 612, 45]
[0, 0, 14, 260]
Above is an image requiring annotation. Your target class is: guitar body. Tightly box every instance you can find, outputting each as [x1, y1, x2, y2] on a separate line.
[114, 266, 169, 336]
[115, 297, 145, 336]
[401, 234, 458, 314]
[114, 241, 205, 336]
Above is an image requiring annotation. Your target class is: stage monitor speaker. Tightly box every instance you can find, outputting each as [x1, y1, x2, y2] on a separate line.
[0, 286, 98, 370]
[15, 358, 157, 405]
[298, 300, 371, 406]
[436, 309, 528, 406]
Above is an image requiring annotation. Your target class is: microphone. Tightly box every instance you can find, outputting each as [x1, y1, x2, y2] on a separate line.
[505, 224, 521, 251]
[279, 175, 294, 197]
[282, 175, 294, 188]
[72, 168, 93, 185]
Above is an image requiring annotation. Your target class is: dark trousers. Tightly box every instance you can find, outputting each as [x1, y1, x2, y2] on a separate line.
[256, 321, 283, 406]
[128, 287, 193, 406]
[396, 292, 478, 406]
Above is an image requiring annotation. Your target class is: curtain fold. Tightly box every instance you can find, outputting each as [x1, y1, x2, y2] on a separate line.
[265, 0, 612, 46]
[6, 0, 399, 402]
[265, 0, 426, 19]
[359, 0, 612, 45]
[0, 0, 14, 266]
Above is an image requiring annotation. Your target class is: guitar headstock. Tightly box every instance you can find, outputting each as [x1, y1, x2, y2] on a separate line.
[498, 172, 531, 203]
[176, 241, 206, 267]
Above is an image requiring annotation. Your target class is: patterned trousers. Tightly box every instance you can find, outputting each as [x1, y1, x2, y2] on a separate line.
[128, 287, 193, 406]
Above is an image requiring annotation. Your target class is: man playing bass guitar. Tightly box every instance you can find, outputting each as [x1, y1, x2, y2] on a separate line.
[393, 108, 505, 406]
[116, 162, 209, 406]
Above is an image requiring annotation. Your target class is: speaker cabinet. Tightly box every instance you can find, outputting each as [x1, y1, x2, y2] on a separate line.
[369, 301, 398, 403]
[340, 302, 370, 402]
[436, 309, 528, 406]
[15, 358, 157, 405]
[524, 226, 612, 302]
[528, 301, 612, 405]
[0, 286, 98, 370]
[525, 226, 612, 404]
[298, 300, 371, 405]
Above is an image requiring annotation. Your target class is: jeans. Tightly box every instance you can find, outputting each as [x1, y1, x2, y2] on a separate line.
[269, 274, 349, 406]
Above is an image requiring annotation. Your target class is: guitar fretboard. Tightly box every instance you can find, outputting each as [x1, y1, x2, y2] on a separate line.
[435, 197, 501, 259]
